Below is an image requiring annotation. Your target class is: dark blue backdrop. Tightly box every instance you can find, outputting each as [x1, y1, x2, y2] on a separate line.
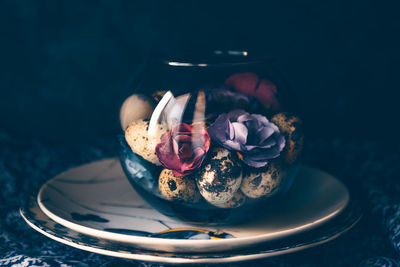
[1, 1, 399, 144]
[0, 2, 400, 266]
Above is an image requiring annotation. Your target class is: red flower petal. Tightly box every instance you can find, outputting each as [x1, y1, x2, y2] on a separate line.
[155, 123, 210, 176]
[225, 72, 280, 111]
[256, 80, 280, 111]
[172, 170, 188, 176]
[172, 138, 180, 155]
[174, 134, 192, 143]
[225, 72, 259, 95]
[179, 143, 193, 160]
[174, 123, 192, 133]
[192, 128, 210, 150]
[156, 139, 181, 171]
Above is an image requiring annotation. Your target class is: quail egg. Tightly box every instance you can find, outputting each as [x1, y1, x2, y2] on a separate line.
[158, 169, 200, 203]
[240, 160, 286, 199]
[125, 119, 167, 165]
[271, 112, 303, 164]
[195, 147, 242, 205]
[213, 190, 246, 209]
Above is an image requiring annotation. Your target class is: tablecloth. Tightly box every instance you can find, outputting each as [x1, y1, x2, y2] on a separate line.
[0, 129, 399, 266]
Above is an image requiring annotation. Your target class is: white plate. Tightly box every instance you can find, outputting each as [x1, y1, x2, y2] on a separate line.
[21, 195, 361, 264]
[37, 158, 349, 253]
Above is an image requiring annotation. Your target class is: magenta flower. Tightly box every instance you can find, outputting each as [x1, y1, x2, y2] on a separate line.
[208, 110, 285, 168]
[155, 123, 210, 176]
[225, 72, 281, 111]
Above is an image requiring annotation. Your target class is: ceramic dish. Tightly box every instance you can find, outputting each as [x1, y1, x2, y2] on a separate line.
[37, 158, 349, 253]
[21, 193, 361, 264]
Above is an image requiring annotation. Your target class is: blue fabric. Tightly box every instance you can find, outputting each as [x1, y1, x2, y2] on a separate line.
[0, 130, 399, 266]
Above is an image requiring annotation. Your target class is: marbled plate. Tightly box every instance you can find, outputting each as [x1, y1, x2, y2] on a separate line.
[21, 194, 362, 264]
[37, 158, 349, 253]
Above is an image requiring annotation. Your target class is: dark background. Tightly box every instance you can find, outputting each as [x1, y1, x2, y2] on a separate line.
[1, 1, 399, 144]
[1, 2, 400, 266]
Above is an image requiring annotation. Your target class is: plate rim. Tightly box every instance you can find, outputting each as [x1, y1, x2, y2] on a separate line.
[37, 158, 350, 250]
[20, 198, 362, 264]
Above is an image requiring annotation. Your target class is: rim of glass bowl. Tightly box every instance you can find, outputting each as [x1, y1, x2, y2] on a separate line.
[157, 50, 273, 68]
[136, 49, 301, 118]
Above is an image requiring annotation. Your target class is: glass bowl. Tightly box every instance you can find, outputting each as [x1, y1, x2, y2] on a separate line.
[119, 51, 303, 225]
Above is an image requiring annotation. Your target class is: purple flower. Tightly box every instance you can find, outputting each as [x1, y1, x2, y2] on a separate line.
[208, 110, 285, 168]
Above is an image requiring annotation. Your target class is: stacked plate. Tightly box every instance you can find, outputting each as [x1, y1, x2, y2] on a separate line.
[20, 158, 362, 264]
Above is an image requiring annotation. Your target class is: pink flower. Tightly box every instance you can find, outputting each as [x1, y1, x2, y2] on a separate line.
[155, 123, 210, 176]
[225, 72, 281, 111]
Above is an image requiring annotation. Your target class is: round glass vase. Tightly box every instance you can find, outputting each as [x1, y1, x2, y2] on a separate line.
[119, 51, 303, 225]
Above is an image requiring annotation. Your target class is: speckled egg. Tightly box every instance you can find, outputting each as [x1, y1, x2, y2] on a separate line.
[195, 147, 242, 205]
[213, 190, 246, 209]
[271, 113, 304, 164]
[120, 94, 154, 130]
[158, 169, 201, 203]
[125, 119, 167, 165]
[240, 160, 286, 199]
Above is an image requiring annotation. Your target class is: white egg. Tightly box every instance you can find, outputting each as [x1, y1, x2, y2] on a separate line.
[120, 94, 154, 130]
[195, 148, 242, 205]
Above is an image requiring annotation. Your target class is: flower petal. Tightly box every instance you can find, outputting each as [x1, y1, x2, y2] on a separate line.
[173, 123, 192, 134]
[207, 109, 286, 168]
[250, 113, 270, 125]
[223, 139, 242, 151]
[225, 72, 259, 96]
[242, 156, 269, 168]
[257, 127, 275, 143]
[156, 142, 182, 171]
[174, 134, 192, 143]
[208, 114, 230, 143]
[179, 143, 193, 159]
[228, 120, 235, 140]
[231, 122, 248, 144]
[155, 122, 209, 175]
[172, 138, 180, 155]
